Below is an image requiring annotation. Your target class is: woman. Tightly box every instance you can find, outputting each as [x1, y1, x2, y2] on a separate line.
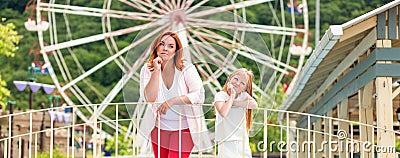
[138, 31, 212, 158]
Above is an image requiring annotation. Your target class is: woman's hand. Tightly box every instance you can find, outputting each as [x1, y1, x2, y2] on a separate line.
[148, 57, 162, 72]
[157, 101, 172, 115]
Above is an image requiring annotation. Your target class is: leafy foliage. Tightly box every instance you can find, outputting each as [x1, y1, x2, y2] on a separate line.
[105, 127, 134, 156]
[36, 148, 69, 158]
[0, 18, 22, 107]
[0, 18, 22, 57]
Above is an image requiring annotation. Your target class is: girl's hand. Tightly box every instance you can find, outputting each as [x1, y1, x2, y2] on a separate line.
[157, 101, 172, 115]
[227, 84, 237, 97]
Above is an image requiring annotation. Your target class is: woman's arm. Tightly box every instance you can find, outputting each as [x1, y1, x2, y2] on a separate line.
[157, 95, 191, 114]
[140, 58, 162, 102]
[233, 97, 258, 109]
[157, 64, 204, 114]
[182, 64, 205, 104]
[143, 68, 161, 102]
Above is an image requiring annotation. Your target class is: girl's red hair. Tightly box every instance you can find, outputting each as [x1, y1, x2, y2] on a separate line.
[221, 68, 254, 131]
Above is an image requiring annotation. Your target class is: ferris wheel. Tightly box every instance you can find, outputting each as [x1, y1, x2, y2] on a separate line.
[34, 0, 309, 133]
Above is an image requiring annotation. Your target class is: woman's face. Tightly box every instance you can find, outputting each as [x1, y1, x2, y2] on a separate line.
[229, 73, 249, 93]
[156, 35, 177, 62]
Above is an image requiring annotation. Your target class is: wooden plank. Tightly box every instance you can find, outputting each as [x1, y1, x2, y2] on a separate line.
[338, 99, 349, 158]
[341, 16, 377, 41]
[359, 81, 374, 158]
[375, 39, 395, 158]
[287, 120, 296, 157]
[298, 29, 376, 115]
[314, 119, 322, 157]
[377, 12, 387, 39]
[388, 7, 397, 39]
[376, 64, 400, 77]
[298, 66, 376, 127]
[324, 110, 333, 158]
[392, 86, 400, 100]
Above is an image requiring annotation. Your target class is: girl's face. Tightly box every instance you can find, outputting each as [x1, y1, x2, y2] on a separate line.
[156, 35, 177, 62]
[229, 73, 249, 93]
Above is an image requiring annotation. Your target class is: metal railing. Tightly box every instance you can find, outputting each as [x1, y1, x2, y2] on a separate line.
[0, 102, 399, 158]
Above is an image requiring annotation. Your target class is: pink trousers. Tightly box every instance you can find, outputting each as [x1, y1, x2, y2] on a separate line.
[150, 127, 194, 158]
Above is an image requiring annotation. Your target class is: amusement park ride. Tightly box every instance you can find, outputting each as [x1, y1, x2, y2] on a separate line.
[3, 0, 312, 157]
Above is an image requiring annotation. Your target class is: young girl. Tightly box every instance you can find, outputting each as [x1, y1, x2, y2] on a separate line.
[214, 68, 258, 158]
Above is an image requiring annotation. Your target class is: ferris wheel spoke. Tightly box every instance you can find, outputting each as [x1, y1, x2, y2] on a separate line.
[191, 31, 291, 77]
[43, 22, 164, 52]
[189, 28, 297, 72]
[163, 0, 175, 11]
[182, 0, 195, 10]
[176, 0, 182, 9]
[135, 0, 167, 14]
[187, 0, 272, 18]
[152, 0, 172, 12]
[40, 2, 159, 21]
[121, 0, 153, 14]
[60, 25, 167, 92]
[187, 29, 227, 61]
[186, 33, 225, 66]
[171, 0, 177, 10]
[187, 19, 300, 36]
[232, 49, 288, 74]
[184, 0, 209, 14]
[90, 71, 140, 122]
[189, 28, 234, 52]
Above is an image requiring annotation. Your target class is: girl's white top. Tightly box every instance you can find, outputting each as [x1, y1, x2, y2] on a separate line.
[214, 91, 251, 142]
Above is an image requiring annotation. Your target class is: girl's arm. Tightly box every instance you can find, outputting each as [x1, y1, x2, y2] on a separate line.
[233, 97, 258, 109]
[214, 95, 235, 117]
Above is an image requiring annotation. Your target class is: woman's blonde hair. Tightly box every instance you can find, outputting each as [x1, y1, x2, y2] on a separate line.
[147, 31, 184, 70]
[221, 68, 254, 131]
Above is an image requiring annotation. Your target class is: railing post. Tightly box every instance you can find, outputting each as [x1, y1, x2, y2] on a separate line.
[338, 99, 349, 158]
[324, 110, 333, 158]
[314, 118, 322, 158]
[263, 109, 268, 157]
[93, 104, 98, 158]
[72, 106, 75, 158]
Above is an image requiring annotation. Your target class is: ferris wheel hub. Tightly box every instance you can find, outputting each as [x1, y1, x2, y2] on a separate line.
[170, 10, 186, 24]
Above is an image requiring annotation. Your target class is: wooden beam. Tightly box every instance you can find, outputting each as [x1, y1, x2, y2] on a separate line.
[287, 120, 296, 157]
[298, 28, 376, 113]
[341, 16, 377, 42]
[314, 118, 323, 157]
[338, 99, 349, 158]
[392, 86, 400, 100]
[359, 81, 374, 158]
[375, 40, 395, 158]
[324, 110, 333, 158]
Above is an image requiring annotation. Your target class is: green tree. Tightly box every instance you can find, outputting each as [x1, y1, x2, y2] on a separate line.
[0, 18, 22, 107]
[105, 127, 134, 156]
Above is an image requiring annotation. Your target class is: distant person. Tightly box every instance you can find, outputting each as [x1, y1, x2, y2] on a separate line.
[213, 68, 258, 158]
[138, 31, 212, 158]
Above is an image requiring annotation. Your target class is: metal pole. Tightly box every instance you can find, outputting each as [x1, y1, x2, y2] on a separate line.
[315, 0, 320, 45]
[40, 102, 45, 151]
[29, 88, 33, 109]
[9, 102, 14, 158]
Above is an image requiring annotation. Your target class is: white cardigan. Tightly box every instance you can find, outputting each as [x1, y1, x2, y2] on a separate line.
[136, 63, 213, 152]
